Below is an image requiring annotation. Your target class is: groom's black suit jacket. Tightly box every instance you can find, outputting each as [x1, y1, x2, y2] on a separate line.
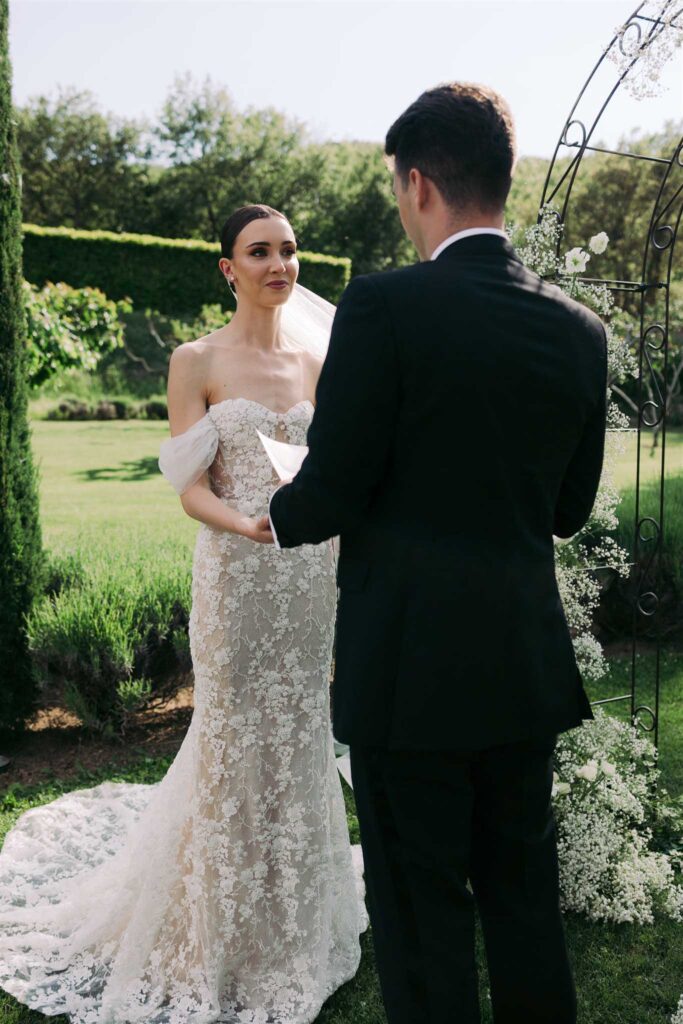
[270, 234, 607, 750]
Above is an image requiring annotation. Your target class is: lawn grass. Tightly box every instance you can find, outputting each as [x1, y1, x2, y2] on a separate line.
[30, 418, 683, 549]
[610, 428, 683, 492]
[30, 418, 196, 549]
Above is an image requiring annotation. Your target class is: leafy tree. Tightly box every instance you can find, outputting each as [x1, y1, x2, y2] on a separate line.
[16, 86, 152, 230]
[507, 156, 559, 230]
[151, 74, 318, 241]
[0, 0, 44, 732]
[294, 141, 414, 276]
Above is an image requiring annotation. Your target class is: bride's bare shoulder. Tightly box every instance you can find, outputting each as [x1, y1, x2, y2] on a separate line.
[180, 325, 233, 354]
[169, 328, 233, 371]
[167, 337, 216, 403]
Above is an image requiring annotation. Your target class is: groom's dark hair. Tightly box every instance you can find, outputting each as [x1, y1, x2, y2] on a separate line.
[385, 82, 516, 213]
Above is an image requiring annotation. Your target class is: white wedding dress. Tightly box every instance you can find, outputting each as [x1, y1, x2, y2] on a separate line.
[0, 397, 368, 1024]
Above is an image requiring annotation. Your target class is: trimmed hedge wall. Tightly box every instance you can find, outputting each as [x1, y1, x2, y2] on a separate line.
[22, 224, 352, 316]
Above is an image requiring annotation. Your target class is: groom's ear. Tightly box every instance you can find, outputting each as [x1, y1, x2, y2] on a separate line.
[410, 168, 432, 209]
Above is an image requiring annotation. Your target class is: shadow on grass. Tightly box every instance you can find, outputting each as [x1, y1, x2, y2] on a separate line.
[79, 456, 161, 483]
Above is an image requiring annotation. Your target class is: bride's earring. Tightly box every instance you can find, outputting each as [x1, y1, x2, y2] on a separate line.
[226, 273, 237, 300]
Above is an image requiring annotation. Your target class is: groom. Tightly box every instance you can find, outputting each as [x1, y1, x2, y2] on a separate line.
[261, 83, 606, 1023]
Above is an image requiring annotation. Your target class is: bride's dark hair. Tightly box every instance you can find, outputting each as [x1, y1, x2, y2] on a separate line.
[220, 204, 290, 258]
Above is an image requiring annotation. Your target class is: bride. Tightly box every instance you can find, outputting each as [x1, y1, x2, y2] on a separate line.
[0, 204, 368, 1024]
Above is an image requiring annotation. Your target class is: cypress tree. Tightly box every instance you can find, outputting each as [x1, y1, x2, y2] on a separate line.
[0, 0, 43, 733]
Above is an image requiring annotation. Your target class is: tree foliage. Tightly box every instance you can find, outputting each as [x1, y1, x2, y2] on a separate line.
[17, 86, 152, 231]
[0, 0, 44, 732]
[148, 74, 324, 242]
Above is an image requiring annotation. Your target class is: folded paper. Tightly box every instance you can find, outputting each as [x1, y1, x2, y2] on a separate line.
[257, 429, 308, 482]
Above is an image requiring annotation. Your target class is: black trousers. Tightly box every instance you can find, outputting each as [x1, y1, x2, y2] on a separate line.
[349, 735, 576, 1024]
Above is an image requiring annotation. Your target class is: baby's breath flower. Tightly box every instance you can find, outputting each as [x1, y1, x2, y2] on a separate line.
[606, 0, 683, 101]
[554, 710, 683, 926]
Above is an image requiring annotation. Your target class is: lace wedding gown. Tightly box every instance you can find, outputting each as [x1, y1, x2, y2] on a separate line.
[0, 397, 368, 1024]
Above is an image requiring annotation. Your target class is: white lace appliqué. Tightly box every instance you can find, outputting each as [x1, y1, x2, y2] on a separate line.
[0, 398, 368, 1024]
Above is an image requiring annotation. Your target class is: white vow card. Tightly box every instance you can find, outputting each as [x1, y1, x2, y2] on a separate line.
[257, 429, 308, 482]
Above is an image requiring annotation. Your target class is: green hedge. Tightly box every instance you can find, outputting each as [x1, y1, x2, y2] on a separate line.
[22, 224, 351, 316]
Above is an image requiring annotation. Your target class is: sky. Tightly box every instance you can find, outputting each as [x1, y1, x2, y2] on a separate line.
[7, 0, 683, 158]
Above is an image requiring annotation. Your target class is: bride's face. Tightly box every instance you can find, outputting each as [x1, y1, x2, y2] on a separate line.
[221, 217, 299, 308]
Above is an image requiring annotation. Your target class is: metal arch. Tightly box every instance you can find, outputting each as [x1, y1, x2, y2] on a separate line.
[537, 2, 683, 750]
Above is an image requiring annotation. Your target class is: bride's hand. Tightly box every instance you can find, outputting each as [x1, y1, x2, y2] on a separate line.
[238, 515, 274, 544]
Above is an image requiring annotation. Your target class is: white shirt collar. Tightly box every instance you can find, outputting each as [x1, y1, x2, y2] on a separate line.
[430, 227, 508, 261]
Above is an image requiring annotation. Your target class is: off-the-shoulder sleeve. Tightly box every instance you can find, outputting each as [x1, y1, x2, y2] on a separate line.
[158, 413, 219, 495]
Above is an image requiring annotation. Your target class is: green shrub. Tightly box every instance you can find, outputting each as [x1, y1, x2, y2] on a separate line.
[23, 223, 351, 315]
[137, 399, 167, 420]
[45, 398, 94, 420]
[117, 676, 153, 714]
[43, 550, 86, 598]
[24, 279, 130, 388]
[0, 0, 44, 733]
[44, 395, 167, 420]
[28, 538, 192, 734]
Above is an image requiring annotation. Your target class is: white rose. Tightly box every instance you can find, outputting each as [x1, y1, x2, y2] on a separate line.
[600, 760, 617, 776]
[589, 231, 609, 255]
[575, 760, 599, 782]
[555, 782, 572, 796]
[564, 247, 590, 274]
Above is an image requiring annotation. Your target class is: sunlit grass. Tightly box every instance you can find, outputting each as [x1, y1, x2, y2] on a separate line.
[30, 418, 197, 549]
[610, 428, 683, 492]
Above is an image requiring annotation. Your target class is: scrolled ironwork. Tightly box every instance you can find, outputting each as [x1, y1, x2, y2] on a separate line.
[561, 119, 588, 150]
[638, 336, 666, 425]
[636, 591, 659, 616]
[639, 399, 662, 427]
[637, 515, 660, 544]
[633, 705, 657, 732]
[643, 323, 667, 350]
[618, 17, 644, 54]
[652, 223, 675, 250]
